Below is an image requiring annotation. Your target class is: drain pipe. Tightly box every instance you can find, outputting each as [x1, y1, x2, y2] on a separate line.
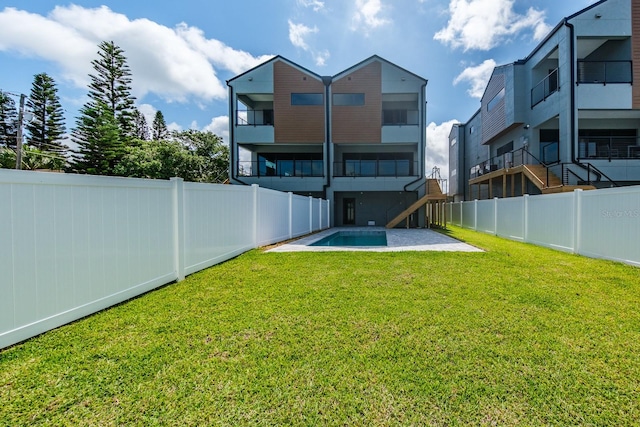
[322, 76, 332, 199]
[565, 19, 577, 165]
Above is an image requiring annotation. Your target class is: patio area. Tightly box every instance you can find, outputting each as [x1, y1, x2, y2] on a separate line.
[266, 227, 483, 252]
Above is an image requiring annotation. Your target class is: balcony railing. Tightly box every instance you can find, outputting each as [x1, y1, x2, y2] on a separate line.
[469, 147, 620, 188]
[334, 160, 418, 177]
[238, 160, 323, 177]
[531, 68, 559, 108]
[382, 109, 419, 126]
[577, 60, 632, 84]
[236, 109, 274, 126]
[578, 136, 640, 161]
[470, 148, 537, 180]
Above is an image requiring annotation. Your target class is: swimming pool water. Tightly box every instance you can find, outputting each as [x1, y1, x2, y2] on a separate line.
[310, 230, 388, 247]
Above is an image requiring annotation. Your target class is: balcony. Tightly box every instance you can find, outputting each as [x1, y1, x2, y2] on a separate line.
[235, 109, 275, 144]
[334, 160, 417, 178]
[236, 109, 274, 126]
[382, 109, 419, 126]
[531, 68, 559, 108]
[577, 61, 632, 84]
[238, 160, 324, 178]
[578, 136, 640, 161]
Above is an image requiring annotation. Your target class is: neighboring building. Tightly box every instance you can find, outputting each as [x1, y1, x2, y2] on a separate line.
[227, 55, 435, 227]
[450, 0, 640, 201]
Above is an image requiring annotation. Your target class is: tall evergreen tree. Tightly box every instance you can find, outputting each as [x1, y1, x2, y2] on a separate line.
[26, 73, 67, 154]
[151, 110, 168, 140]
[71, 40, 136, 175]
[132, 108, 149, 140]
[87, 41, 136, 139]
[71, 102, 123, 175]
[0, 91, 18, 148]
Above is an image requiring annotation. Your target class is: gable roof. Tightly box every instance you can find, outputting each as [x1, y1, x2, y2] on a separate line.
[226, 55, 323, 85]
[332, 55, 427, 84]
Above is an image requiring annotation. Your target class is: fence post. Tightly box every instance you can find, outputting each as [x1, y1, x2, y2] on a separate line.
[523, 194, 529, 242]
[326, 200, 331, 228]
[493, 197, 499, 235]
[288, 192, 293, 239]
[309, 196, 313, 233]
[252, 184, 259, 248]
[473, 199, 478, 230]
[171, 177, 185, 282]
[573, 189, 583, 255]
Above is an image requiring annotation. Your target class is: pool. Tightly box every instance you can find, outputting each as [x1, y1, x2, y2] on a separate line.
[310, 230, 388, 247]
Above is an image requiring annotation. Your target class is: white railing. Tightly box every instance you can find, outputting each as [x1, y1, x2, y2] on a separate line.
[447, 186, 640, 267]
[0, 170, 330, 349]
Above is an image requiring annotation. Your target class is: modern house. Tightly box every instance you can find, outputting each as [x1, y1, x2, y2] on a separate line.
[228, 55, 443, 227]
[449, 0, 640, 201]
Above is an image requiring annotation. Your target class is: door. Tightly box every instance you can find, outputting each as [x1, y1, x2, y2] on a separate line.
[343, 198, 355, 225]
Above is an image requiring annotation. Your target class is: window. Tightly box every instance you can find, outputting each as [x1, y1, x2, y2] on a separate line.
[487, 88, 505, 111]
[497, 141, 513, 156]
[382, 109, 408, 125]
[291, 93, 323, 105]
[333, 93, 365, 106]
[257, 153, 323, 177]
[450, 138, 457, 147]
[469, 126, 475, 134]
[451, 169, 457, 177]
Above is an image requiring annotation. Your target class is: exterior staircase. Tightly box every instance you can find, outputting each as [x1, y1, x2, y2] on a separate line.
[385, 179, 447, 228]
[523, 165, 596, 193]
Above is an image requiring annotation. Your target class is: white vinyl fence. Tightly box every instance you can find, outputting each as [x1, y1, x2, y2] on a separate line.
[0, 170, 330, 349]
[447, 186, 640, 267]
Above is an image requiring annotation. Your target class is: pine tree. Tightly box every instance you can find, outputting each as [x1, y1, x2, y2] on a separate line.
[132, 108, 149, 140]
[71, 40, 136, 175]
[0, 91, 18, 148]
[87, 41, 136, 139]
[26, 73, 67, 154]
[71, 102, 123, 175]
[151, 110, 168, 140]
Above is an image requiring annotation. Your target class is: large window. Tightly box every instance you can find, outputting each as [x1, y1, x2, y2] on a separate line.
[487, 88, 505, 111]
[333, 93, 365, 106]
[337, 153, 414, 177]
[256, 153, 323, 177]
[291, 93, 323, 105]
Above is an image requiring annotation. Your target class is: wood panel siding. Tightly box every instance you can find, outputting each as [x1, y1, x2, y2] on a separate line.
[481, 73, 506, 144]
[633, 0, 640, 108]
[274, 61, 325, 144]
[332, 61, 382, 144]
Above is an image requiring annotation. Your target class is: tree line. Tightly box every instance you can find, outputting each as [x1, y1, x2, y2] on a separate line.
[0, 41, 228, 183]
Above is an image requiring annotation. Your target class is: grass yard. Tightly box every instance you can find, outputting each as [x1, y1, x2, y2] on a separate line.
[1, 226, 639, 425]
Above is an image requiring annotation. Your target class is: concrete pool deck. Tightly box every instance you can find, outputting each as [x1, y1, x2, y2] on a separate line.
[266, 227, 483, 253]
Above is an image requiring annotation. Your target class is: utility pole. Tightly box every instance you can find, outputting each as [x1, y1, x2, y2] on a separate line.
[15, 93, 26, 170]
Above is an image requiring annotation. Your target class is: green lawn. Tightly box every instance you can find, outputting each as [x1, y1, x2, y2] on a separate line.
[1, 226, 639, 426]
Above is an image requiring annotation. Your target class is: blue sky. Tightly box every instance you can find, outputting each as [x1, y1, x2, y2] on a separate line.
[0, 0, 595, 175]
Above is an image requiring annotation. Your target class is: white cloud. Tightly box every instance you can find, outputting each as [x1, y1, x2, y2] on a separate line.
[453, 59, 496, 99]
[288, 20, 318, 51]
[168, 122, 183, 132]
[297, 0, 325, 12]
[288, 20, 330, 66]
[434, 0, 551, 51]
[0, 5, 273, 103]
[352, 0, 390, 32]
[426, 119, 458, 179]
[203, 115, 229, 145]
[137, 103, 157, 129]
